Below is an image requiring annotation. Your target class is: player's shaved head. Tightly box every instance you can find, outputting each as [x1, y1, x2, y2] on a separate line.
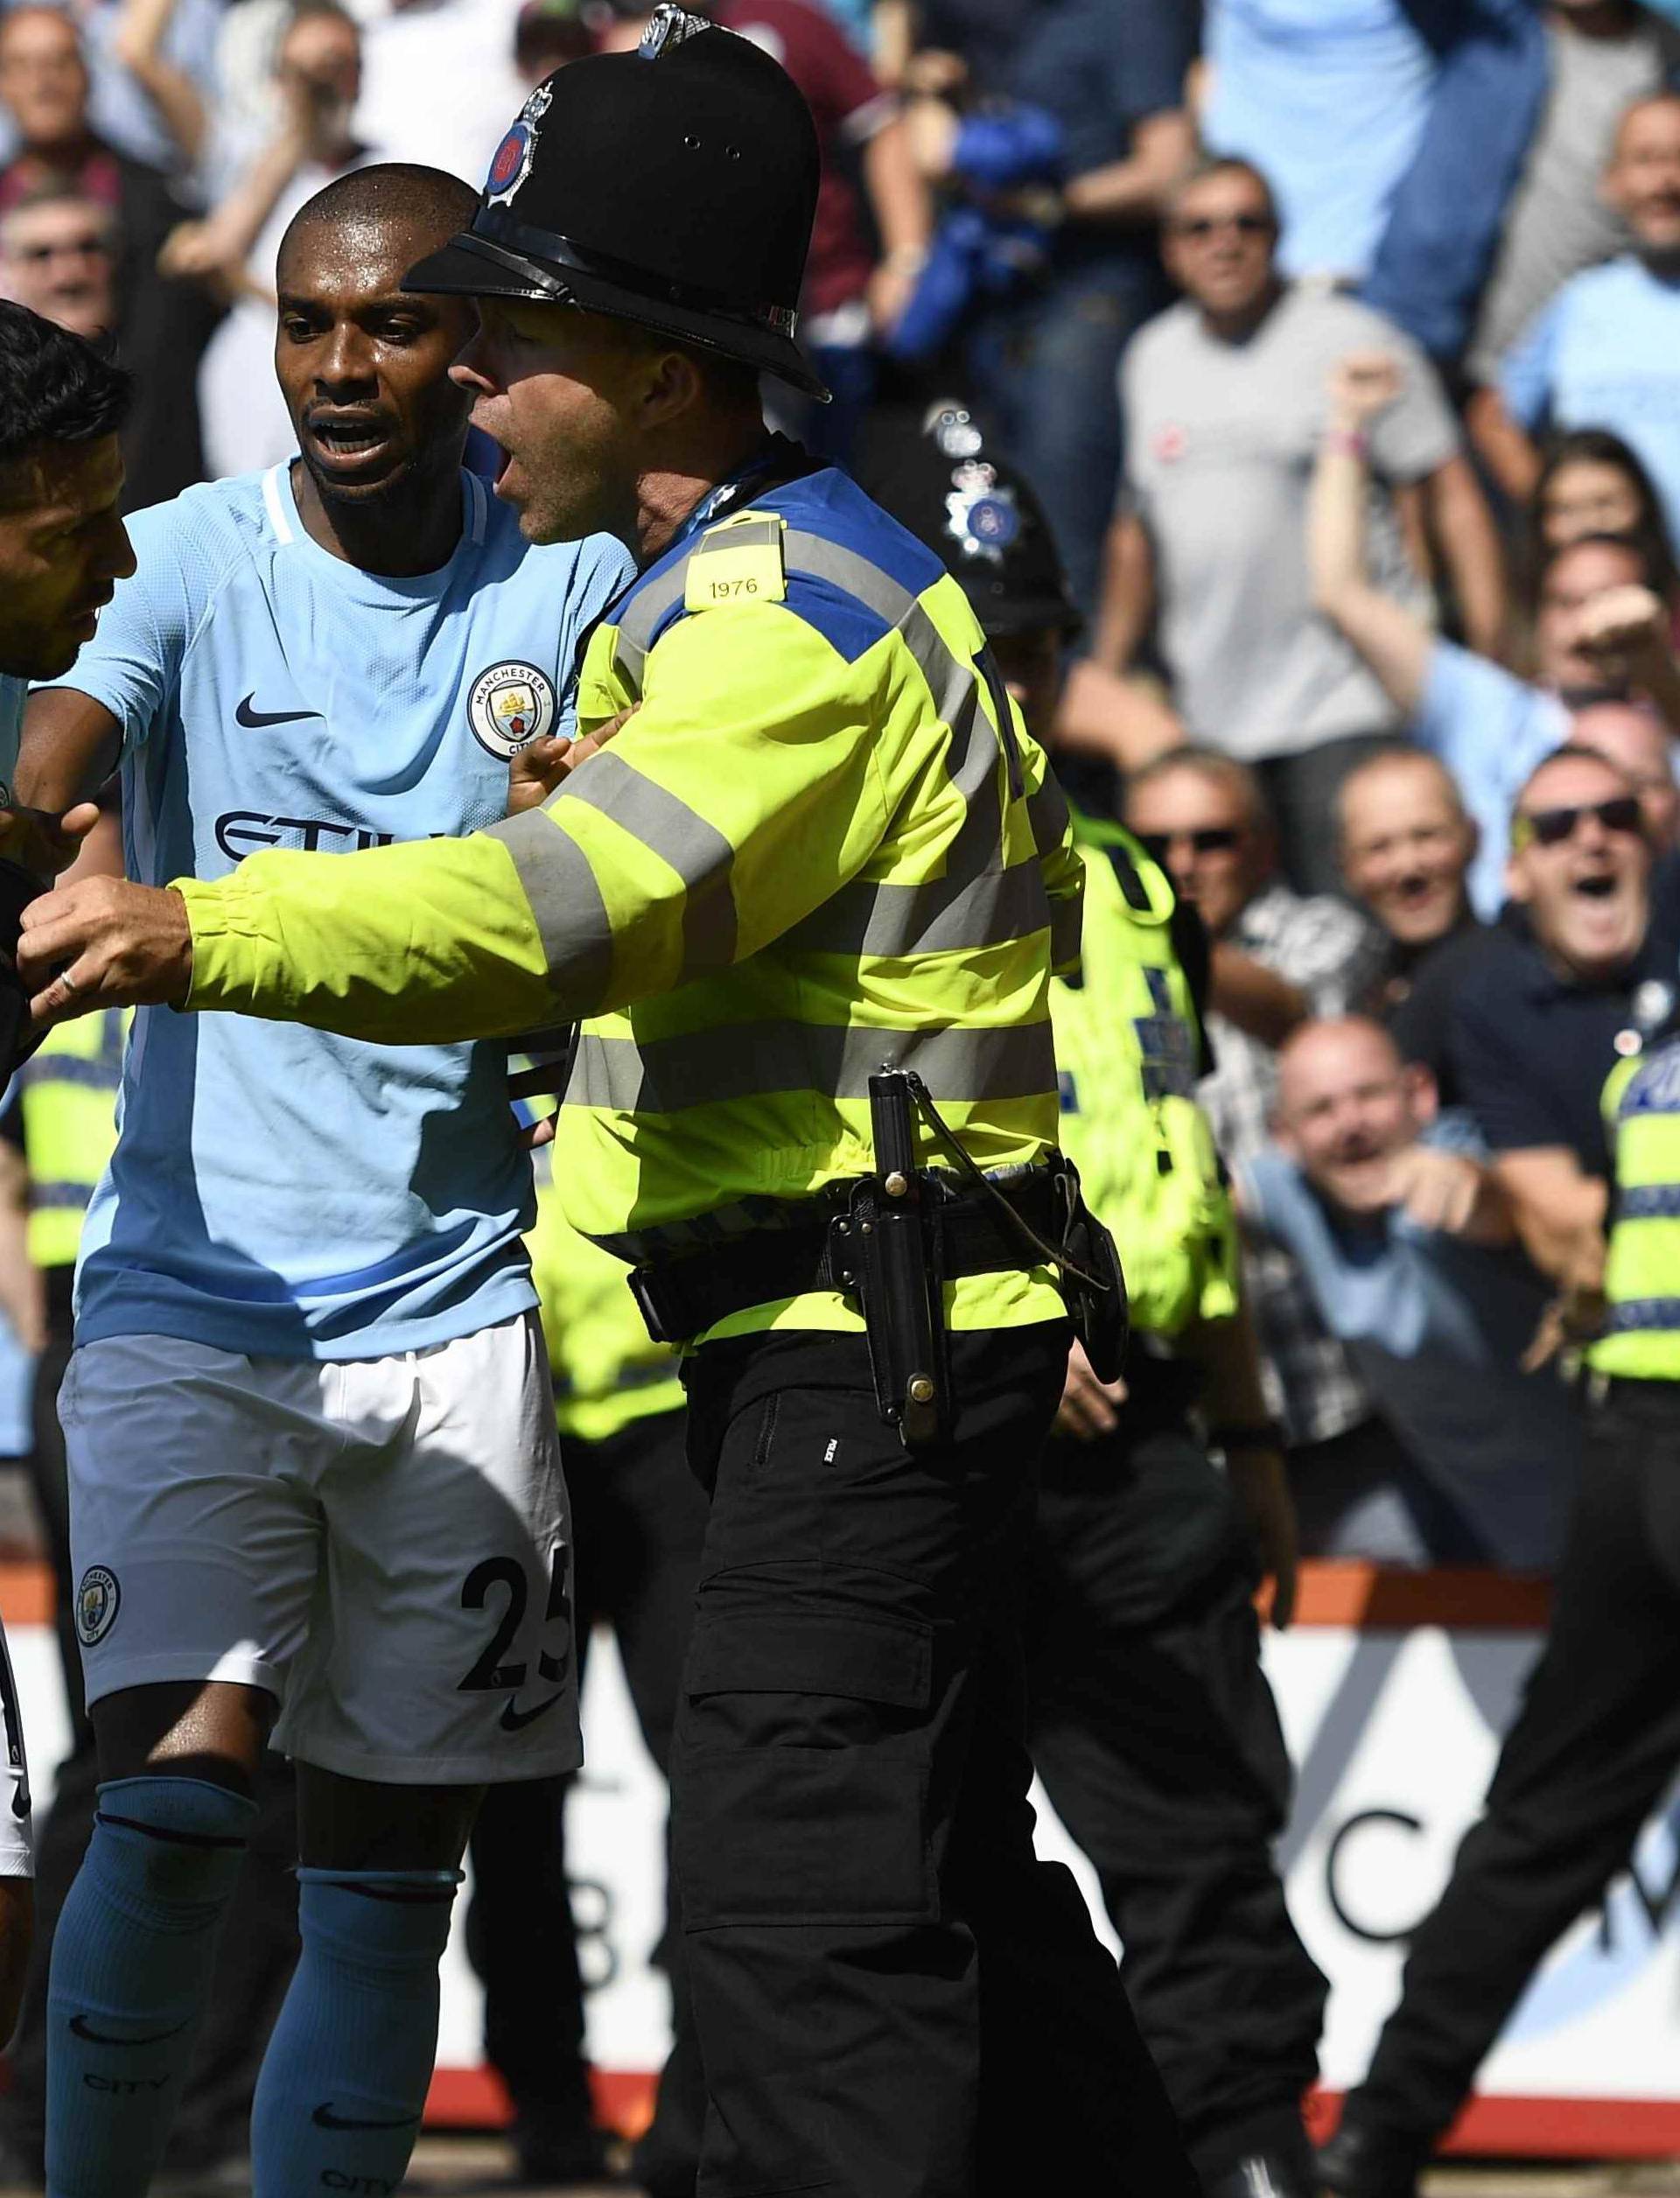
[274, 164, 481, 548]
[277, 163, 477, 286]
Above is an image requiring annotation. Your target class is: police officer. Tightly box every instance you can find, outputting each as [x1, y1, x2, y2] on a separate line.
[19, 14, 1198, 2194]
[874, 410, 1329, 2198]
[1320, 998, 1680, 2198]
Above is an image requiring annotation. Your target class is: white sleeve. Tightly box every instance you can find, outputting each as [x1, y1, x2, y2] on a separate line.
[0, 1621, 33, 1878]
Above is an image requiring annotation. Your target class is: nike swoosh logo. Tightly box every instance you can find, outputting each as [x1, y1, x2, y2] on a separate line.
[70, 2012, 190, 2047]
[312, 2104, 421, 2132]
[235, 693, 322, 729]
[500, 1690, 567, 1732]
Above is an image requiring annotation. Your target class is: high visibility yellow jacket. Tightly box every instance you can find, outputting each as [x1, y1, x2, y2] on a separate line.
[1594, 1036, 1680, 1380]
[17, 1009, 127, 1270]
[175, 462, 1080, 1340]
[527, 1149, 683, 1443]
[1054, 816, 1237, 1340]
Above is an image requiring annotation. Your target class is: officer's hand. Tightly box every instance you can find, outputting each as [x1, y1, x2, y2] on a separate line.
[1228, 1446, 1298, 1631]
[1054, 1338, 1128, 1441]
[17, 877, 192, 1026]
[0, 802, 100, 879]
[507, 706, 640, 816]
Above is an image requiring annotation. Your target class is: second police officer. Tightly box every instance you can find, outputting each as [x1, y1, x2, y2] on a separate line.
[873, 409, 1329, 2198]
[21, 15, 1199, 2194]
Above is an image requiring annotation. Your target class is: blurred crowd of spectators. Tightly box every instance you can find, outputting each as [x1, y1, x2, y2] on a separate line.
[9, 0, 1680, 1578]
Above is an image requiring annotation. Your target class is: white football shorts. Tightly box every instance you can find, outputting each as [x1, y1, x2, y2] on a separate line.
[0, 1620, 32, 1876]
[60, 1311, 579, 1783]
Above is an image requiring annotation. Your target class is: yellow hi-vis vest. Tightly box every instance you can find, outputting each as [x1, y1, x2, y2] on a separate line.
[1594, 1036, 1680, 1379]
[527, 1149, 682, 1446]
[1052, 817, 1238, 1340]
[18, 1009, 127, 1270]
[177, 468, 1083, 1343]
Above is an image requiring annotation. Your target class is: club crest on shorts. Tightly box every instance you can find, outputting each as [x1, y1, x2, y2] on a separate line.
[468, 662, 557, 759]
[75, 1565, 119, 1648]
[484, 80, 552, 209]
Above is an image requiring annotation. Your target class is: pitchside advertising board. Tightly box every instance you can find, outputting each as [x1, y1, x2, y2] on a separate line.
[5, 1565, 1680, 2149]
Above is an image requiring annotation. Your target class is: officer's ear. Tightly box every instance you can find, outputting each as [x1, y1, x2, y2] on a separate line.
[632, 342, 706, 432]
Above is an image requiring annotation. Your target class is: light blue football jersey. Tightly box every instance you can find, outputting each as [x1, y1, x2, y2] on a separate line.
[66, 462, 634, 1358]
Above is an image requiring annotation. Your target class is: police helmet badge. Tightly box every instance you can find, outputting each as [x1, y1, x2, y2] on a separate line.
[468, 661, 559, 759]
[945, 458, 1020, 565]
[485, 79, 554, 209]
[76, 1564, 120, 1648]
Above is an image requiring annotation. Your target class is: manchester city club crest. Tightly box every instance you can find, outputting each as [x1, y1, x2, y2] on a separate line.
[485, 79, 553, 208]
[76, 1564, 120, 1648]
[468, 661, 559, 759]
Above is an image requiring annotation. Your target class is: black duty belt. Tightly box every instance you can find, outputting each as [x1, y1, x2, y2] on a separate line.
[628, 1171, 1066, 1348]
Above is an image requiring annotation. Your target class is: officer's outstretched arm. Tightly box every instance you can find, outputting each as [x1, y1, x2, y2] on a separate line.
[26, 606, 898, 1042]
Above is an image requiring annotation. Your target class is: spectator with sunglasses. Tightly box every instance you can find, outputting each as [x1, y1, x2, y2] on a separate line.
[1094, 156, 1503, 896]
[1312, 348, 1680, 918]
[1445, 744, 1680, 1292]
[1123, 748, 1428, 1560]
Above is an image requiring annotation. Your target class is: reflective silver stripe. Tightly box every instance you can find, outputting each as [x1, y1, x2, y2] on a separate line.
[610, 522, 1033, 964]
[555, 751, 736, 976]
[29, 1180, 94, 1214]
[1606, 1298, 1680, 1334]
[1620, 1186, 1680, 1221]
[18, 1054, 121, 1095]
[485, 808, 614, 1018]
[785, 859, 1048, 958]
[612, 564, 689, 689]
[568, 1018, 1055, 1113]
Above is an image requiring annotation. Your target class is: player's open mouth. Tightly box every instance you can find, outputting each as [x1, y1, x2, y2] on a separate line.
[307, 413, 398, 467]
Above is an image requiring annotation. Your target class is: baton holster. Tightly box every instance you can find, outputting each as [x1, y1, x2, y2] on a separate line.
[828, 1069, 949, 1448]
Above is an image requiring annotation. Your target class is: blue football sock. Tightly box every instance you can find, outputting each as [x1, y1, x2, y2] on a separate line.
[251, 1865, 462, 2198]
[46, 1774, 255, 2198]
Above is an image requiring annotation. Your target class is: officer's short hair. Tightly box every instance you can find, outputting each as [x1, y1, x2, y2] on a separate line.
[0, 299, 130, 485]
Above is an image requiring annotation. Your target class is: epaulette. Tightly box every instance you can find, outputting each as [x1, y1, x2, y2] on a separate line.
[682, 510, 788, 613]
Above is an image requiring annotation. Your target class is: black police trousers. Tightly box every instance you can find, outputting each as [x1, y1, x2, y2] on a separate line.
[1348, 1378, 1680, 2146]
[673, 1323, 1198, 2198]
[1026, 1411, 1327, 2186]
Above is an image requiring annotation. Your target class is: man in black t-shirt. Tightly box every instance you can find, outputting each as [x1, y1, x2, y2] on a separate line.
[1444, 743, 1679, 1282]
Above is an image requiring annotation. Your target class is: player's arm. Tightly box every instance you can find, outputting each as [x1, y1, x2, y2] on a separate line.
[15, 691, 123, 816]
[19, 606, 900, 1040]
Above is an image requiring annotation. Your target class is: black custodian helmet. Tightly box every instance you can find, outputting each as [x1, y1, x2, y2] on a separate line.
[873, 402, 1082, 640]
[403, 4, 828, 398]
